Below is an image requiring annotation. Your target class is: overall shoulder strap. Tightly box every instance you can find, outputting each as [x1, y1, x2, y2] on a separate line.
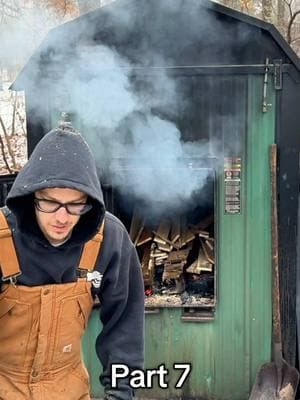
[78, 219, 105, 272]
[0, 209, 21, 282]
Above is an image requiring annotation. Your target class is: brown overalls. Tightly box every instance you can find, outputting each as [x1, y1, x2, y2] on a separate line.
[0, 210, 104, 400]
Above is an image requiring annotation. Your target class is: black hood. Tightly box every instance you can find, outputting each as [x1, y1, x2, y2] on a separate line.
[6, 127, 105, 245]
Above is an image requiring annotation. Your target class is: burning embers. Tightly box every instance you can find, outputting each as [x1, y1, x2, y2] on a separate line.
[130, 207, 215, 307]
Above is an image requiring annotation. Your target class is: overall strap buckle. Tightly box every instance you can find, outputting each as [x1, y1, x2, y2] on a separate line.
[77, 219, 105, 288]
[2, 272, 22, 286]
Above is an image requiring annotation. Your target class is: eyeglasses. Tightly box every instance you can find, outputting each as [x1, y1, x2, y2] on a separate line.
[34, 197, 93, 216]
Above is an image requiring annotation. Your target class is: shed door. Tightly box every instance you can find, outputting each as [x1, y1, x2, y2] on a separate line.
[83, 73, 276, 400]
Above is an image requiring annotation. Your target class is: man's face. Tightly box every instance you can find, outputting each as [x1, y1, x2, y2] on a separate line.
[34, 187, 88, 245]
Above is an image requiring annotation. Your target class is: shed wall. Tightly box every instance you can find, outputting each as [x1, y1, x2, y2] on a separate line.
[81, 74, 274, 400]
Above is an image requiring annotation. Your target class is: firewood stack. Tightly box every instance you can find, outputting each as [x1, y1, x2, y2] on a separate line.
[129, 206, 214, 295]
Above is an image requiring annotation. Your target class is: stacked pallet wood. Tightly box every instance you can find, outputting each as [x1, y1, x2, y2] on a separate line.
[129, 206, 214, 294]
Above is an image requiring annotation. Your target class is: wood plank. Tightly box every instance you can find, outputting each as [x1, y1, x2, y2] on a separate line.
[158, 242, 173, 252]
[179, 215, 195, 247]
[129, 206, 145, 244]
[154, 218, 171, 244]
[170, 215, 180, 243]
[200, 238, 214, 264]
[152, 230, 179, 250]
[189, 214, 214, 232]
[141, 244, 153, 285]
[163, 262, 185, 280]
[136, 227, 153, 247]
[165, 249, 190, 265]
[152, 250, 168, 258]
[186, 247, 213, 274]
[181, 229, 195, 246]
[205, 239, 214, 251]
[198, 230, 210, 239]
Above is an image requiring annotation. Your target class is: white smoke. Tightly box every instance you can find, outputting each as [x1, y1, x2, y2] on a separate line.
[38, 44, 218, 210]
[0, 2, 77, 68]
[8, 0, 248, 211]
[65, 45, 138, 130]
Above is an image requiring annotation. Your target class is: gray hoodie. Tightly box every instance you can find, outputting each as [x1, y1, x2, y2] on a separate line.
[3, 127, 144, 400]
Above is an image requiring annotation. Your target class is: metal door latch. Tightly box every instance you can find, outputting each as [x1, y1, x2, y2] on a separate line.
[262, 57, 272, 113]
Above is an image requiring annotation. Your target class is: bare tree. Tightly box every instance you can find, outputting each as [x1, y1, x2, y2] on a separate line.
[35, 0, 79, 23]
[0, 80, 27, 174]
[262, 0, 274, 21]
[0, 0, 23, 19]
[284, 0, 300, 51]
[277, 0, 287, 35]
[0, 0, 25, 24]
[0, 0, 120, 175]
[216, 0, 300, 55]
[76, 0, 101, 14]
[261, 0, 300, 54]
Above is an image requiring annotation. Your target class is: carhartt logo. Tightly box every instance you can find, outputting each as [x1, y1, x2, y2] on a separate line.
[62, 344, 72, 353]
[87, 271, 103, 289]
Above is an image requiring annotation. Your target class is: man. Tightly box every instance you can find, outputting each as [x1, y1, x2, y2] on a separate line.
[0, 123, 145, 400]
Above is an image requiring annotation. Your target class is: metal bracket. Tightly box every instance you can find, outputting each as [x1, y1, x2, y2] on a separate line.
[145, 307, 161, 314]
[273, 59, 283, 90]
[181, 307, 215, 322]
[1, 272, 21, 286]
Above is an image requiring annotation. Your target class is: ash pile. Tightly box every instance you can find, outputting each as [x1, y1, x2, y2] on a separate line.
[130, 206, 215, 307]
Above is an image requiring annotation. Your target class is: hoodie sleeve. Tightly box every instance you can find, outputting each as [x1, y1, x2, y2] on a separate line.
[95, 216, 145, 400]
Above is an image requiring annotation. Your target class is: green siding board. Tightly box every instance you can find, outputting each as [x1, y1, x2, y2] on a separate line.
[77, 75, 274, 399]
[246, 76, 274, 384]
[141, 310, 216, 399]
[82, 311, 104, 397]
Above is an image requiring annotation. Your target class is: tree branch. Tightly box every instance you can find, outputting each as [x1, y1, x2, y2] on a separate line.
[0, 114, 17, 169]
[287, 9, 300, 43]
[0, 131, 12, 173]
[16, 109, 26, 136]
[284, 0, 293, 20]
[0, 0, 23, 20]
[290, 36, 300, 44]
